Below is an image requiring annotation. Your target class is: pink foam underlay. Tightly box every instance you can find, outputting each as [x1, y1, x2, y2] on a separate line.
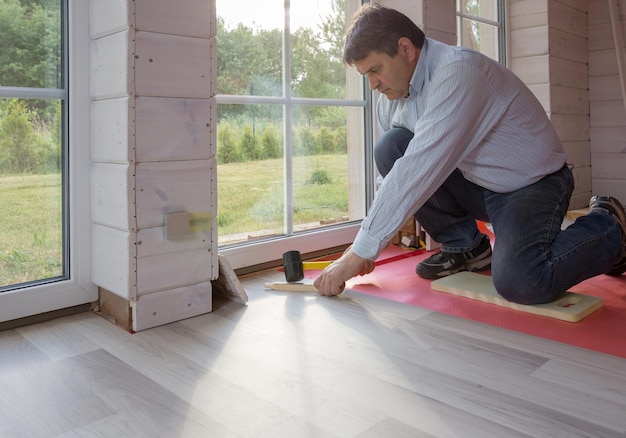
[305, 240, 626, 359]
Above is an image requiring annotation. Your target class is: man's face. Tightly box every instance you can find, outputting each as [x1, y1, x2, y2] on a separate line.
[353, 43, 417, 100]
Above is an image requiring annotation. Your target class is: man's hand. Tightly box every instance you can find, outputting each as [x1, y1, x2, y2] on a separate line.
[313, 247, 375, 296]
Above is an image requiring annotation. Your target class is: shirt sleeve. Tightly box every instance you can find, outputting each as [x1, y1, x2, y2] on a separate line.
[352, 59, 512, 260]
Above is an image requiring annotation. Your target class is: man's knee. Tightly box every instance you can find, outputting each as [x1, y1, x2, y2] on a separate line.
[374, 127, 413, 177]
[492, 268, 553, 305]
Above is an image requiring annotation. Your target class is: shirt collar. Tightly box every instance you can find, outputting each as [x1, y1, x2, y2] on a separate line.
[409, 38, 430, 97]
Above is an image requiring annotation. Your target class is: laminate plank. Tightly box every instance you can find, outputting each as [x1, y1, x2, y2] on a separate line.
[0, 349, 116, 436]
[532, 359, 626, 405]
[1, 265, 626, 437]
[15, 312, 100, 361]
[72, 314, 294, 437]
[59, 349, 239, 438]
[355, 417, 437, 438]
[378, 358, 626, 436]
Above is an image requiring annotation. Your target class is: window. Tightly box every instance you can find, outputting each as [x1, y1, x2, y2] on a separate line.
[216, 0, 369, 268]
[456, 0, 506, 63]
[0, 0, 94, 322]
[0, 0, 66, 291]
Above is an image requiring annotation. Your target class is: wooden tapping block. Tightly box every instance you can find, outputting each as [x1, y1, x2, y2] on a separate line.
[431, 272, 603, 322]
[265, 281, 318, 292]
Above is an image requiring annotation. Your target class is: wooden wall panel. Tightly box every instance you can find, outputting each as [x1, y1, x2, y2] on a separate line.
[592, 153, 626, 179]
[135, 97, 211, 162]
[134, 31, 212, 99]
[381, 0, 424, 27]
[560, 0, 587, 12]
[549, 57, 589, 88]
[570, 166, 592, 208]
[135, 0, 211, 38]
[549, 29, 587, 63]
[510, 55, 550, 85]
[90, 30, 133, 100]
[590, 100, 626, 127]
[89, 0, 130, 39]
[589, 75, 621, 101]
[550, 114, 590, 142]
[588, 0, 626, 202]
[588, 0, 626, 26]
[588, 21, 626, 51]
[133, 282, 212, 332]
[590, 126, 626, 153]
[91, 163, 134, 230]
[550, 85, 588, 114]
[528, 84, 550, 111]
[91, 97, 132, 163]
[510, 0, 548, 17]
[549, 1, 587, 36]
[424, 0, 455, 44]
[510, 27, 550, 58]
[563, 140, 591, 167]
[92, 224, 134, 298]
[136, 227, 212, 295]
[135, 160, 214, 229]
[89, 0, 218, 329]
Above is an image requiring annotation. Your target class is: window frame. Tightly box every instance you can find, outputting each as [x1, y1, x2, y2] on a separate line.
[216, 0, 373, 270]
[0, 0, 95, 323]
[456, 0, 507, 64]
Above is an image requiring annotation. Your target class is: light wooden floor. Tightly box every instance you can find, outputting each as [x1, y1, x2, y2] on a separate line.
[2, 267, 626, 437]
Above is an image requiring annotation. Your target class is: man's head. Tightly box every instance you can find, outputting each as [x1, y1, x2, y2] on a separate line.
[343, 4, 425, 100]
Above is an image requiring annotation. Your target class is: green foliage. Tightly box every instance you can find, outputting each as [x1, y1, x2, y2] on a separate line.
[216, 0, 348, 128]
[307, 168, 332, 185]
[297, 127, 320, 156]
[218, 119, 346, 163]
[239, 125, 259, 161]
[0, 100, 38, 173]
[0, 99, 60, 174]
[318, 127, 336, 154]
[217, 154, 349, 239]
[0, 173, 63, 287]
[217, 122, 241, 164]
[260, 124, 281, 159]
[0, 0, 62, 120]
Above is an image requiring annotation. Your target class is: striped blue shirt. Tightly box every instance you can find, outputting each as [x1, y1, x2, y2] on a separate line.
[352, 38, 567, 260]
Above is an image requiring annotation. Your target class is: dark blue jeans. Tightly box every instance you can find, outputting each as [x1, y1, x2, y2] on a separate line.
[375, 127, 623, 304]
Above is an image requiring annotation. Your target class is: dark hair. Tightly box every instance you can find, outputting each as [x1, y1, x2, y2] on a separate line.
[343, 3, 425, 65]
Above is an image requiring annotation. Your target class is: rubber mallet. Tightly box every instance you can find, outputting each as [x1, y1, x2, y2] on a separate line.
[282, 250, 333, 282]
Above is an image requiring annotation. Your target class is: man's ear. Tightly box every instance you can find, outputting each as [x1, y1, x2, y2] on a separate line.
[397, 37, 417, 61]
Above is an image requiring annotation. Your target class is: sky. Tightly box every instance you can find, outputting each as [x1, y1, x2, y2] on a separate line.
[216, 0, 335, 31]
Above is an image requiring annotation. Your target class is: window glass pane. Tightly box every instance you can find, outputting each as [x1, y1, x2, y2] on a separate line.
[216, 0, 284, 97]
[292, 105, 352, 230]
[462, 0, 498, 22]
[460, 18, 499, 61]
[0, 98, 63, 288]
[0, 0, 65, 292]
[217, 103, 285, 245]
[291, 0, 348, 99]
[0, 0, 62, 89]
[216, 0, 367, 251]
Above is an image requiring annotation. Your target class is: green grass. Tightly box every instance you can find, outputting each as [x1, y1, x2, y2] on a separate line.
[0, 173, 63, 288]
[217, 154, 349, 238]
[0, 156, 349, 285]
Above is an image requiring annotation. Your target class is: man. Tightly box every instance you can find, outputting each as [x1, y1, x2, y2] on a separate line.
[314, 4, 626, 304]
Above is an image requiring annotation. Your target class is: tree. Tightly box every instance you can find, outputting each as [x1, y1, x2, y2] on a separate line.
[0, 0, 61, 120]
[0, 100, 38, 173]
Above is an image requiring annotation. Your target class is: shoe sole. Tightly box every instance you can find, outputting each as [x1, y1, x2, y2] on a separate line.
[590, 195, 626, 276]
[590, 196, 626, 236]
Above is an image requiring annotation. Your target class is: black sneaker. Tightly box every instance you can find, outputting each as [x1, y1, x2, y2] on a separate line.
[416, 234, 492, 279]
[589, 195, 626, 275]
